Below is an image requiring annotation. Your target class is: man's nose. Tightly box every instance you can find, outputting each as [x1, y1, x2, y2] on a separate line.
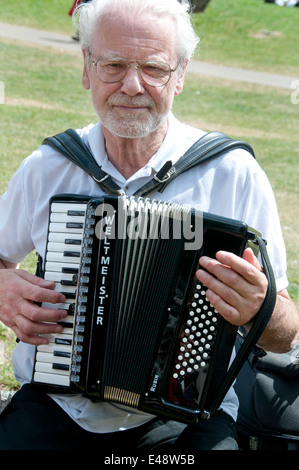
[120, 67, 145, 95]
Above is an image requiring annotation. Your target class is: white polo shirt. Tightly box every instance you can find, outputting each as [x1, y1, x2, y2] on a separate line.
[0, 113, 288, 432]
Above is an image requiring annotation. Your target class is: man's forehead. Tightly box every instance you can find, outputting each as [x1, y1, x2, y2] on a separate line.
[91, 13, 177, 61]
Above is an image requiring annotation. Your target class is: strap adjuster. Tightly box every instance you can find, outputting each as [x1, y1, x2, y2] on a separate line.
[153, 169, 174, 183]
[153, 161, 175, 184]
[92, 174, 110, 184]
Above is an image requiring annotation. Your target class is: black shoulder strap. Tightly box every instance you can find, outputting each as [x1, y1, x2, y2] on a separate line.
[43, 129, 255, 197]
[134, 131, 255, 197]
[43, 129, 121, 195]
[206, 235, 276, 417]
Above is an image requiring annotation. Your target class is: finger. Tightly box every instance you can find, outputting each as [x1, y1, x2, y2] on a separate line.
[13, 306, 67, 345]
[20, 282, 66, 305]
[198, 256, 251, 297]
[204, 287, 243, 325]
[14, 313, 64, 337]
[196, 267, 244, 309]
[2, 269, 66, 305]
[23, 302, 68, 324]
[204, 251, 264, 287]
[16, 269, 57, 289]
[215, 250, 263, 285]
[12, 325, 52, 346]
[216, 250, 268, 295]
[197, 252, 268, 325]
[197, 269, 255, 325]
[198, 253, 267, 304]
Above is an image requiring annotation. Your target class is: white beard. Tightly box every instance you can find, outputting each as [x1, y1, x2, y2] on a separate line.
[98, 95, 170, 139]
[102, 110, 168, 138]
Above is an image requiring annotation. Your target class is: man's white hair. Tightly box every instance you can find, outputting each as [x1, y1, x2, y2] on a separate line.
[73, 0, 199, 61]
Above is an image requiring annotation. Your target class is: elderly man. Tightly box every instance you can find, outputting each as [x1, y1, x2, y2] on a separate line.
[0, 0, 298, 451]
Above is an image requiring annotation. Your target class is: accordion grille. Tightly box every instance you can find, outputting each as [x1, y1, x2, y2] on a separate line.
[103, 386, 140, 408]
[73, 197, 195, 401]
[102, 235, 186, 397]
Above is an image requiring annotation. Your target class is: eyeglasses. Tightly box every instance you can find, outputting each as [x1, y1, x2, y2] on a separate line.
[89, 56, 178, 87]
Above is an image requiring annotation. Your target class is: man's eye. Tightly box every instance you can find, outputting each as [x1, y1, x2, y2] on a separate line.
[103, 63, 125, 73]
[142, 64, 167, 76]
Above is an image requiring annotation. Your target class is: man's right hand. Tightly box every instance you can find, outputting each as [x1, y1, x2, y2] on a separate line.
[0, 267, 67, 346]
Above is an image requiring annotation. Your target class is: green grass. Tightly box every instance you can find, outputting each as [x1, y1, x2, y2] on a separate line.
[0, 42, 96, 190]
[173, 74, 299, 301]
[193, 0, 299, 75]
[0, 0, 75, 34]
[1, 0, 299, 75]
[0, 324, 19, 390]
[0, 0, 298, 390]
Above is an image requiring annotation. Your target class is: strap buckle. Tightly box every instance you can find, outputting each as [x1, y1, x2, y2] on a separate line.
[92, 174, 110, 184]
[153, 166, 175, 184]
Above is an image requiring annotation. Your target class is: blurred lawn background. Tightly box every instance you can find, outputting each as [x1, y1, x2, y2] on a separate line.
[0, 0, 298, 389]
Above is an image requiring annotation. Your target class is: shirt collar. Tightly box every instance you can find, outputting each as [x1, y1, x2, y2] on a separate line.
[86, 113, 193, 187]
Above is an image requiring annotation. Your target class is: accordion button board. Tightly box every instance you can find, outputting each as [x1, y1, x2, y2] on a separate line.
[173, 282, 219, 378]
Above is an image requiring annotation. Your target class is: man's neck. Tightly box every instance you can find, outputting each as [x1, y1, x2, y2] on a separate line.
[102, 120, 169, 179]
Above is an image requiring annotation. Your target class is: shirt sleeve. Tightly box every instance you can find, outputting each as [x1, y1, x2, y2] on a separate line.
[235, 163, 288, 293]
[0, 160, 35, 263]
[196, 148, 289, 293]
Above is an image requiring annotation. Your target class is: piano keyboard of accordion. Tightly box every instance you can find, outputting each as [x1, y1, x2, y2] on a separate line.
[32, 194, 268, 423]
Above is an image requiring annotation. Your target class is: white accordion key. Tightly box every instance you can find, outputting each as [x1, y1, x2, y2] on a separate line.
[33, 372, 70, 387]
[36, 352, 71, 366]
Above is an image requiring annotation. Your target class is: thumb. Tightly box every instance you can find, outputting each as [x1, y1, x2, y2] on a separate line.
[242, 247, 262, 271]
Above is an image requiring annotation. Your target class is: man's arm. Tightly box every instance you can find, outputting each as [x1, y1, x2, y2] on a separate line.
[249, 288, 299, 353]
[197, 248, 299, 354]
[0, 258, 68, 345]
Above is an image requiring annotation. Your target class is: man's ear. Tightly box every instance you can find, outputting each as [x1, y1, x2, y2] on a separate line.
[82, 48, 91, 90]
[174, 60, 188, 96]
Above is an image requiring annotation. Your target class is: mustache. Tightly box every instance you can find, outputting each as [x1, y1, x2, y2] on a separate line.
[107, 95, 153, 107]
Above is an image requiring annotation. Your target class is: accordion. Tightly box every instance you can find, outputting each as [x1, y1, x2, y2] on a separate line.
[32, 194, 276, 423]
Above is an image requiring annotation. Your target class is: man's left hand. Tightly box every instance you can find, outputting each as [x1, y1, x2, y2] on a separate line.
[196, 248, 268, 326]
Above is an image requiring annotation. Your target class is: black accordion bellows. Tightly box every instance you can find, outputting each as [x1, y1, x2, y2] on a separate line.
[32, 194, 276, 423]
